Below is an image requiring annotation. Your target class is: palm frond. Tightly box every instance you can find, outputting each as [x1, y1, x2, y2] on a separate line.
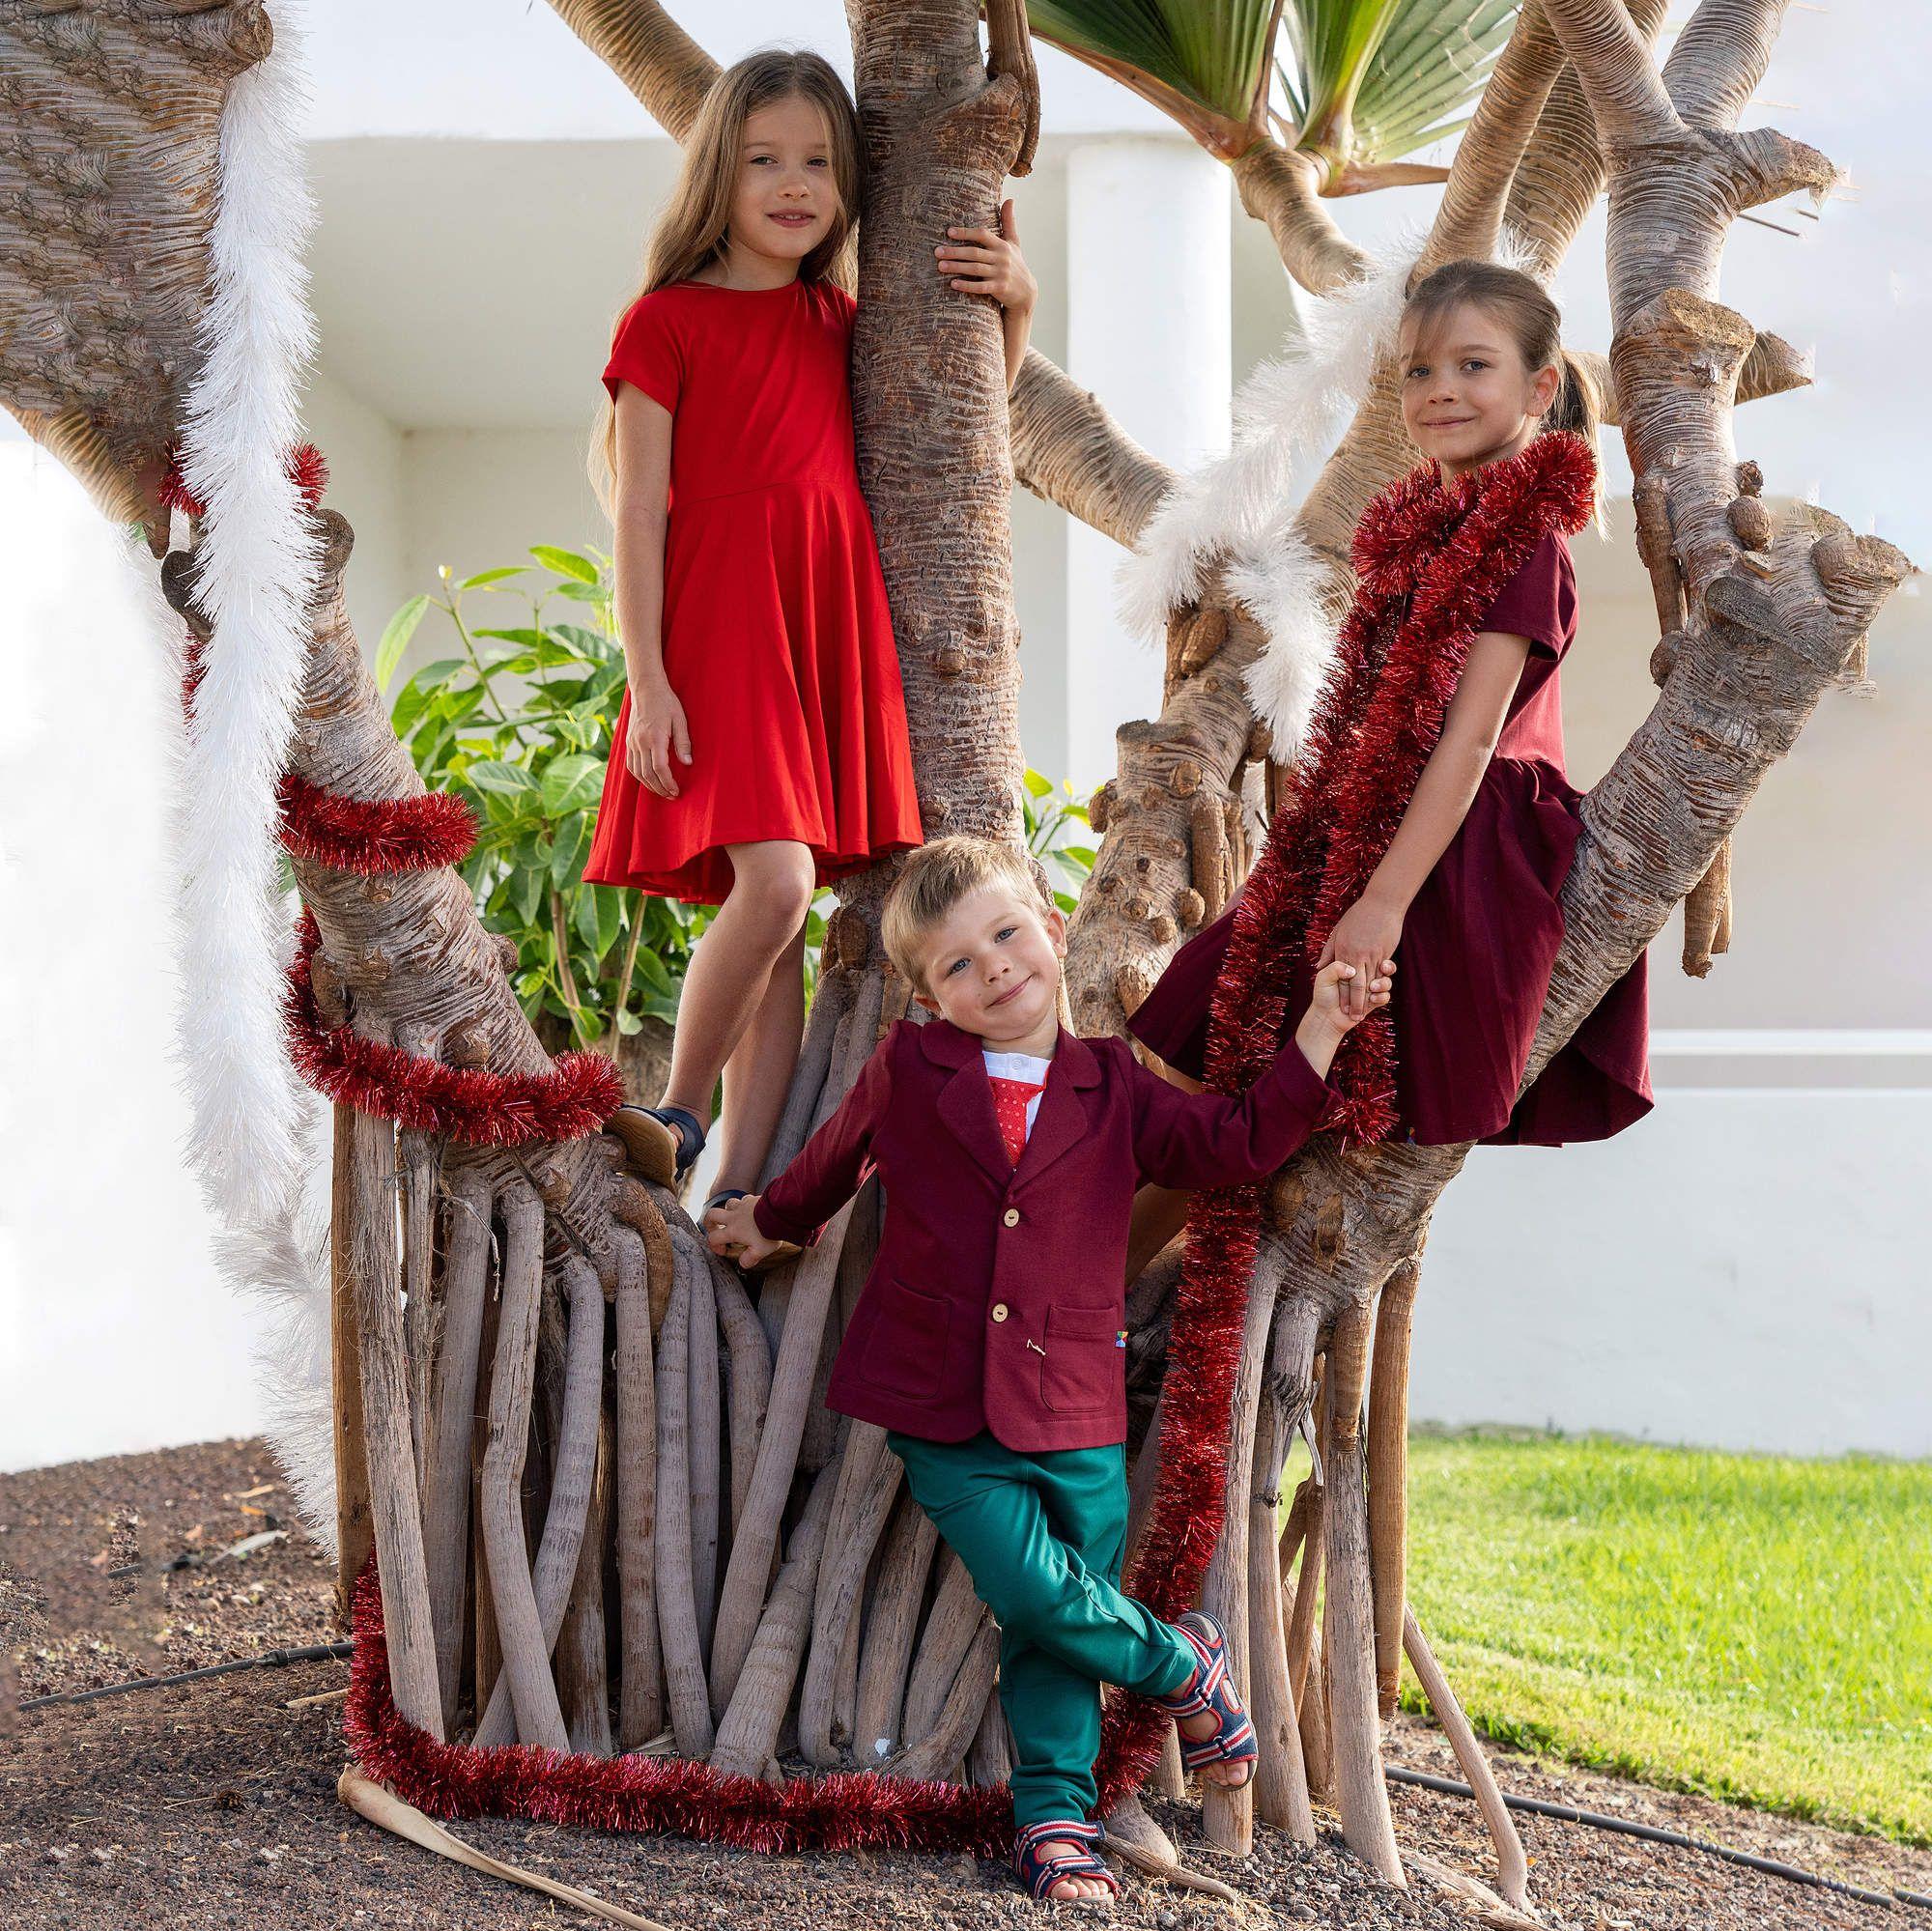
[1027, 0, 1283, 152]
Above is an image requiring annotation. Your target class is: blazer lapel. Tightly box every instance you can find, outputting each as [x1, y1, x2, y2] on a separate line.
[1011, 1028, 1102, 1189]
[921, 1018, 1015, 1189]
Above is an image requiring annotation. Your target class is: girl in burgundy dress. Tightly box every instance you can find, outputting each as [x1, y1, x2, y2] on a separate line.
[585, 49, 1037, 1207]
[1129, 260, 1652, 1176]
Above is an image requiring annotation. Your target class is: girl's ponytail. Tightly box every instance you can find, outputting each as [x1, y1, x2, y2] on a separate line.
[1548, 348, 1603, 460]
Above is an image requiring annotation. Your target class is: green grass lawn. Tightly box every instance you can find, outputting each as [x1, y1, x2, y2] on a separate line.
[1397, 1430, 1932, 1844]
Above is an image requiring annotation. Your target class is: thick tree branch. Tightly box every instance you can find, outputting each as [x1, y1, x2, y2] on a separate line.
[1009, 351, 1175, 547]
[546, 0, 717, 138]
[1426, 0, 1567, 268]
[1230, 143, 1372, 296]
[1539, 0, 1685, 146]
[1662, 0, 1789, 132]
[1501, 0, 1671, 278]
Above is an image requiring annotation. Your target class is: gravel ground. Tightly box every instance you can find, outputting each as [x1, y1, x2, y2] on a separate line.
[4, 1438, 1927, 1931]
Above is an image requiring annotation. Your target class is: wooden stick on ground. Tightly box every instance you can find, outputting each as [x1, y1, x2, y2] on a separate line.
[477, 1186, 566, 1751]
[1321, 1300, 1403, 1882]
[344, 1104, 442, 1738]
[1405, 1607, 1532, 1911]
[709, 1462, 840, 1781]
[470, 1252, 604, 1747]
[613, 1221, 665, 1750]
[329, 1103, 373, 1630]
[852, 1484, 938, 1765]
[419, 1166, 492, 1736]
[653, 1256, 713, 1756]
[1368, 1256, 1421, 1718]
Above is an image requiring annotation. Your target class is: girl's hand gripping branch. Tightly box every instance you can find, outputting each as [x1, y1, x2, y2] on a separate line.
[936, 198, 1037, 392]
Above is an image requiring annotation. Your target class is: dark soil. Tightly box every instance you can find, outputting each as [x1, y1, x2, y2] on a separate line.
[4, 1438, 1926, 1930]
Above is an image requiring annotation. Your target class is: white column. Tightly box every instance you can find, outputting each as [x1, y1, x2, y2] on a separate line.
[1061, 136, 1232, 794]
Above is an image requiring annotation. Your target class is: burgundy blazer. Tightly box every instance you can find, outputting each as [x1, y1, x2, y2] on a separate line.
[753, 1015, 1338, 1452]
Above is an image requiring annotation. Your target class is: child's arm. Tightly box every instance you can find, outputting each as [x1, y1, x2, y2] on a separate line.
[611, 386, 692, 800]
[705, 1029, 898, 1266]
[935, 199, 1037, 393]
[1128, 960, 1391, 1190]
[1320, 628, 1531, 1015]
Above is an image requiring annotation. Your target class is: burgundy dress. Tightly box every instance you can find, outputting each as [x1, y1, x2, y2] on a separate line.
[1127, 531, 1653, 1148]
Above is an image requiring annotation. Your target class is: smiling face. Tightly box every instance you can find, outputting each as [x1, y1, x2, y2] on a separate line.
[1398, 298, 1561, 477]
[724, 94, 840, 276]
[911, 885, 1068, 1053]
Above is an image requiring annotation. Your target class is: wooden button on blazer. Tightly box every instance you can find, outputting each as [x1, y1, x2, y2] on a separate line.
[753, 1015, 1337, 1453]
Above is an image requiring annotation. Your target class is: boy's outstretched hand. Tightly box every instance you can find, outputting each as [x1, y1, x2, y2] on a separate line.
[1293, 957, 1395, 1080]
[704, 1192, 783, 1270]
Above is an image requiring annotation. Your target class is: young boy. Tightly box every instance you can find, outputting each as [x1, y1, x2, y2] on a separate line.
[706, 837, 1390, 1904]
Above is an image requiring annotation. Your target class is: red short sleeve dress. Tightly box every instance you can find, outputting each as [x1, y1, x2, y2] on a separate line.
[1127, 531, 1653, 1147]
[582, 278, 923, 903]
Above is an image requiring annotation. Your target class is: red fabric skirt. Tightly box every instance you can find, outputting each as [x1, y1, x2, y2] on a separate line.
[1128, 755, 1652, 1148]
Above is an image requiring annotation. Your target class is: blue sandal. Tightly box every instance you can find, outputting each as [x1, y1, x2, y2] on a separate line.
[606, 1103, 705, 1186]
[1158, 1609, 1257, 1787]
[1012, 1820, 1119, 1905]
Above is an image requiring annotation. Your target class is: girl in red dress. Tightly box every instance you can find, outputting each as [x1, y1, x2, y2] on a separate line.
[584, 49, 1037, 1205]
[1128, 261, 1651, 1202]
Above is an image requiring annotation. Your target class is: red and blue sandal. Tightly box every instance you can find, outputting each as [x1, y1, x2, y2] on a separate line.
[1158, 1609, 1257, 1787]
[1013, 1820, 1119, 1905]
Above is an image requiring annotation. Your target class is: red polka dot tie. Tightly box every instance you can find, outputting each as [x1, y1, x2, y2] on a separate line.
[986, 1074, 1047, 1168]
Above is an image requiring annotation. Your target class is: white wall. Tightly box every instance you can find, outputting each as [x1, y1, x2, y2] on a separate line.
[0, 445, 274, 1471]
[1418, 1080, 1932, 1458]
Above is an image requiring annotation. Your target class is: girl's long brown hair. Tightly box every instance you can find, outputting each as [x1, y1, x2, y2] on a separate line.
[1401, 258, 1604, 518]
[588, 48, 863, 514]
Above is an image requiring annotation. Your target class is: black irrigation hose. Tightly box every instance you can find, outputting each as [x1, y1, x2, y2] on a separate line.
[17, 1659, 1931, 1914]
[17, 1641, 352, 1713]
[1386, 1765, 1931, 1914]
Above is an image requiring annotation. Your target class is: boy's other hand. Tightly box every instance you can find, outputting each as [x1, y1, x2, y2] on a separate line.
[704, 1192, 782, 1269]
[1293, 959, 1395, 1078]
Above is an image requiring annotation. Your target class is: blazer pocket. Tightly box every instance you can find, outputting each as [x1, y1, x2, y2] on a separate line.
[1039, 1302, 1124, 1414]
[857, 1278, 952, 1403]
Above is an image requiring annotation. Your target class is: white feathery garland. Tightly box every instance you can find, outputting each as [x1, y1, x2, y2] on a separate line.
[167, 6, 340, 1546]
[1113, 231, 1421, 760]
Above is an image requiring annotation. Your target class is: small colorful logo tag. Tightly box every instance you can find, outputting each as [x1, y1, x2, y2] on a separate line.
[1116, 1329, 1128, 1349]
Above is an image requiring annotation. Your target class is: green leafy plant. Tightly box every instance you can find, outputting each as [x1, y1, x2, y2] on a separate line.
[1022, 768, 1098, 914]
[379, 559, 1097, 1046]
[379, 546, 733, 1048]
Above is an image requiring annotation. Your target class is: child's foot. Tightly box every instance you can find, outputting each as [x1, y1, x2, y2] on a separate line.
[606, 1103, 705, 1186]
[1013, 1821, 1118, 1906]
[1157, 1610, 1258, 1791]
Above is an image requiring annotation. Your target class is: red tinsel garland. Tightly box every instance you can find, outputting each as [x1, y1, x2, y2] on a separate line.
[285, 910, 622, 1144]
[345, 1561, 1014, 1853]
[277, 770, 478, 875]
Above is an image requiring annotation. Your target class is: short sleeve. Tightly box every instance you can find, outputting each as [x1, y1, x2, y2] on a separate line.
[1478, 530, 1577, 661]
[603, 295, 683, 414]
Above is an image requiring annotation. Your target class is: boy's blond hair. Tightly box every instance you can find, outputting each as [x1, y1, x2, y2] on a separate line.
[881, 837, 1051, 994]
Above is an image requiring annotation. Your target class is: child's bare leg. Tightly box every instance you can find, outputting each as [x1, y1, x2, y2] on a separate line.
[656, 840, 815, 1134]
[710, 917, 809, 1196]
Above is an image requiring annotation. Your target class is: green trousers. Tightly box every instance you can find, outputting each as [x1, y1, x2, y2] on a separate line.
[888, 1430, 1197, 1830]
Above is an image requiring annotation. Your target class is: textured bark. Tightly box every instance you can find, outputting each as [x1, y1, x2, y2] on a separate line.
[613, 1222, 665, 1750]
[329, 1104, 374, 1628]
[652, 1261, 712, 1756]
[852, 1488, 940, 1765]
[1367, 1256, 1420, 1718]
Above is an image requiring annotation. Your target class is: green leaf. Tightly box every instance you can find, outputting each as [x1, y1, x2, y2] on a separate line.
[550, 812, 592, 889]
[512, 865, 546, 927]
[1027, 0, 1281, 133]
[614, 1008, 644, 1036]
[375, 594, 432, 692]
[554, 580, 611, 603]
[466, 758, 540, 796]
[530, 544, 602, 584]
[541, 753, 606, 816]
[1022, 768, 1053, 799]
[458, 566, 527, 590]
